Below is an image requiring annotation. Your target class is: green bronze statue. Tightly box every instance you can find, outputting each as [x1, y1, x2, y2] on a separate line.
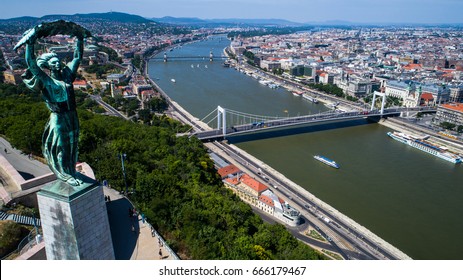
[14, 21, 92, 187]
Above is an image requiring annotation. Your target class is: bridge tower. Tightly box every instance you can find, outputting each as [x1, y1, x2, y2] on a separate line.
[371, 91, 386, 115]
[210, 50, 213, 62]
[163, 52, 168, 63]
[217, 106, 226, 136]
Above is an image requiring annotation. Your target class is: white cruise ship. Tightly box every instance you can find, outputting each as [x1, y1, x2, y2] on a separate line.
[387, 131, 462, 164]
[313, 155, 340, 169]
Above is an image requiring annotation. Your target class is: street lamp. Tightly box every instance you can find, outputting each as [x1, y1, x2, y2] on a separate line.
[119, 153, 128, 195]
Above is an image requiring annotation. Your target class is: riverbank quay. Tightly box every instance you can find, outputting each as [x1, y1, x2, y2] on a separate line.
[223, 49, 362, 114]
[146, 76, 212, 132]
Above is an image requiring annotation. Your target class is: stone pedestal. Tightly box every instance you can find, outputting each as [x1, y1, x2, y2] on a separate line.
[37, 173, 115, 260]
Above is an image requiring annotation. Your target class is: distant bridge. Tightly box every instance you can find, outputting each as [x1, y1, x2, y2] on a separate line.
[150, 50, 228, 62]
[191, 105, 436, 141]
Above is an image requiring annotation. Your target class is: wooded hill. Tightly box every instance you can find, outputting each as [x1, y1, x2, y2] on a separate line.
[0, 82, 326, 260]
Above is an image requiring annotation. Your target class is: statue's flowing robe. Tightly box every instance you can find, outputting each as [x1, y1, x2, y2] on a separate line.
[22, 66, 79, 182]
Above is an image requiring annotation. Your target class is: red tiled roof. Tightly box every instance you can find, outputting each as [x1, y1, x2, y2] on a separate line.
[441, 103, 463, 113]
[141, 90, 156, 96]
[240, 174, 268, 193]
[403, 63, 422, 70]
[225, 177, 239, 185]
[217, 164, 241, 178]
[73, 80, 87, 86]
[421, 93, 434, 100]
[259, 195, 274, 207]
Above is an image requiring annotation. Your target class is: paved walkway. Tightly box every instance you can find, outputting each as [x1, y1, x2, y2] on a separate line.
[0, 137, 51, 180]
[103, 186, 175, 260]
[13, 186, 176, 260]
[12, 187, 175, 260]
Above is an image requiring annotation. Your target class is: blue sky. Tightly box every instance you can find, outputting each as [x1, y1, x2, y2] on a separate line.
[1, 0, 462, 24]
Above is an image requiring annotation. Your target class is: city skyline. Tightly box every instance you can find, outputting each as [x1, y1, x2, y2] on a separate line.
[1, 0, 462, 24]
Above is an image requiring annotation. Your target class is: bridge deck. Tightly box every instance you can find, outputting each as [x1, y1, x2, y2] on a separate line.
[193, 107, 436, 141]
[151, 56, 228, 60]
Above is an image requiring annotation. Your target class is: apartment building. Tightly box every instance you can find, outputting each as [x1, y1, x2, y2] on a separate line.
[433, 103, 463, 127]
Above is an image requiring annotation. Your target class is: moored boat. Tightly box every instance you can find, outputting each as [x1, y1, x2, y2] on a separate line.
[387, 131, 462, 164]
[302, 94, 319, 104]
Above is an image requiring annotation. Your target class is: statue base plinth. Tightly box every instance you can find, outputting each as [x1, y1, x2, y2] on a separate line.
[37, 173, 115, 260]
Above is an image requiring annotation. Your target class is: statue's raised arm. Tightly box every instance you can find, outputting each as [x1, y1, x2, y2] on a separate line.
[68, 37, 84, 75]
[15, 21, 92, 187]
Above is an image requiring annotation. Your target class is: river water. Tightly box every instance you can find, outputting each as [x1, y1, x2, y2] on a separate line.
[148, 36, 463, 260]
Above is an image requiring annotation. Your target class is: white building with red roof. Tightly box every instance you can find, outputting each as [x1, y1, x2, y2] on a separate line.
[217, 164, 241, 179]
[224, 174, 301, 226]
[434, 103, 463, 127]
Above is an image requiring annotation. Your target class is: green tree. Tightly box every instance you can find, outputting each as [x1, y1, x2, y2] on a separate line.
[132, 54, 142, 71]
[138, 109, 152, 124]
[0, 221, 28, 258]
[440, 121, 456, 130]
[243, 50, 255, 61]
[147, 97, 168, 112]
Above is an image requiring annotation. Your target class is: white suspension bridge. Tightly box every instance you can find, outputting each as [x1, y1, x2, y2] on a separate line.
[190, 93, 436, 141]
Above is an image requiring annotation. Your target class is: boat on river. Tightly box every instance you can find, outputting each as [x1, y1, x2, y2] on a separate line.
[171, 79, 176, 83]
[302, 94, 319, 104]
[314, 155, 340, 169]
[387, 131, 462, 164]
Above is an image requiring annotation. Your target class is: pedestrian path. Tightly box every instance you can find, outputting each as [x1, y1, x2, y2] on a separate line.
[103, 186, 176, 260]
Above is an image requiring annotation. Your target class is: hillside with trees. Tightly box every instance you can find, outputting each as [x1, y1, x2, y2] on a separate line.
[0, 82, 326, 260]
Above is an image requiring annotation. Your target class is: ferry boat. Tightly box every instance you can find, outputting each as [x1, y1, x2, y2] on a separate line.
[314, 155, 340, 169]
[292, 91, 302, 97]
[387, 131, 462, 164]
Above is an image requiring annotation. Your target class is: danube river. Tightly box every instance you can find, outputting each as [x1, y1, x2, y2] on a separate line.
[148, 36, 463, 260]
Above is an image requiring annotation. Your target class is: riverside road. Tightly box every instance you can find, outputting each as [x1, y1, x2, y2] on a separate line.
[210, 141, 402, 260]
